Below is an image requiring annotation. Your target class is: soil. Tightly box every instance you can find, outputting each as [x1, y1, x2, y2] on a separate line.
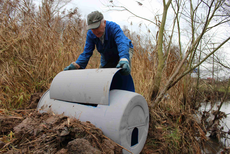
[0, 93, 123, 154]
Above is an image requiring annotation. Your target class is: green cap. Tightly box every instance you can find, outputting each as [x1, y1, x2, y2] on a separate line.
[87, 11, 103, 30]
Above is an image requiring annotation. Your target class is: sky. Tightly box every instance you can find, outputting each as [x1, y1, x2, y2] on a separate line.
[33, 0, 163, 35]
[65, 0, 161, 26]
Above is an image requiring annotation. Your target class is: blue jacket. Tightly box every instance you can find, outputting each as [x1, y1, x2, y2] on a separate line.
[76, 21, 133, 68]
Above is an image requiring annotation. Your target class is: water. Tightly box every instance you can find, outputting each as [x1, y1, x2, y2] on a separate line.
[200, 101, 230, 153]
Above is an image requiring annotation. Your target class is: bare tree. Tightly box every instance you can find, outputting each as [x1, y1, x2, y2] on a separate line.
[107, 0, 230, 108]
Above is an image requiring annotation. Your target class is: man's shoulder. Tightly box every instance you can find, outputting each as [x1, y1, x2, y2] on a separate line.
[106, 21, 122, 33]
[86, 30, 96, 38]
[106, 21, 120, 28]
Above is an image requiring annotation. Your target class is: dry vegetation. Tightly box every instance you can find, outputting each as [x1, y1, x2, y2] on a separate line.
[0, 0, 229, 153]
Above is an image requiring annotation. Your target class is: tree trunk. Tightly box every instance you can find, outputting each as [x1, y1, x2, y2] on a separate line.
[150, 0, 172, 101]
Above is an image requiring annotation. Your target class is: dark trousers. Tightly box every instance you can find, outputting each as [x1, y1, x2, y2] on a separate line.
[100, 48, 133, 68]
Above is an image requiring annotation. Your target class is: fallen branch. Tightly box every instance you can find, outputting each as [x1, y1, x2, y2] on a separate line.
[0, 116, 23, 119]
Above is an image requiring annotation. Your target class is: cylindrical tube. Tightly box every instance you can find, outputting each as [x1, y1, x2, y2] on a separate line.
[37, 89, 149, 154]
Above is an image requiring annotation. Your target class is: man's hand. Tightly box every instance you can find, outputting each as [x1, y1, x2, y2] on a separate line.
[64, 62, 80, 71]
[116, 59, 130, 76]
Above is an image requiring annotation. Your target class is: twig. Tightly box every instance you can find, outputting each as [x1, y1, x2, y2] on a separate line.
[67, 118, 70, 127]
[14, 109, 36, 111]
[19, 137, 41, 146]
[0, 116, 23, 119]
[1, 139, 17, 149]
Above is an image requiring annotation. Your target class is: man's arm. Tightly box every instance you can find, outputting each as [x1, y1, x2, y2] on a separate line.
[64, 31, 95, 71]
[111, 22, 132, 61]
[75, 32, 95, 69]
[110, 22, 133, 75]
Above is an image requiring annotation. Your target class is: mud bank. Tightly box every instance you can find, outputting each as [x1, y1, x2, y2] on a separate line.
[0, 93, 125, 153]
[0, 111, 122, 154]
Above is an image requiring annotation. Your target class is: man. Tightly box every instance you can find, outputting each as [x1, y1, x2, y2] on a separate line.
[64, 11, 133, 75]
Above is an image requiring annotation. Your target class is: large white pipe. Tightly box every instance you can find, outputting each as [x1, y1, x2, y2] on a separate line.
[37, 69, 149, 154]
[37, 90, 149, 154]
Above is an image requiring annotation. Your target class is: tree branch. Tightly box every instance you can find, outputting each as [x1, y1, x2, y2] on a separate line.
[169, 36, 230, 89]
[107, 5, 157, 26]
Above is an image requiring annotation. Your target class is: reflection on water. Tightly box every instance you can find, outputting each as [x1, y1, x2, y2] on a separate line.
[200, 101, 230, 153]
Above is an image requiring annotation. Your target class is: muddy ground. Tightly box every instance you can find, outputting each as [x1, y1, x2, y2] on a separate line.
[1, 111, 124, 154]
[0, 93, 155, 154]
[1, 93, 229, 154]
[0, 93, 126, 154]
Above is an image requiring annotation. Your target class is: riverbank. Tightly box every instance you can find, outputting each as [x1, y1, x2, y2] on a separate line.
[1, 92, 230, 153]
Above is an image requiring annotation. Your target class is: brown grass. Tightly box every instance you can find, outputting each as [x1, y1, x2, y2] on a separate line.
[0, 0, 86, 108]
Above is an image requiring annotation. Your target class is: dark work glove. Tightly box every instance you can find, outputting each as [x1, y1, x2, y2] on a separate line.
[116, 59, 131, 76]
[64, 63, 77, 71]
